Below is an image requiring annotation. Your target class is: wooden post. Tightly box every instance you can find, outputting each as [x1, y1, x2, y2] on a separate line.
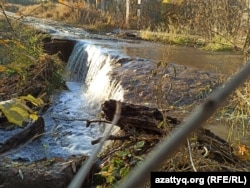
[96, 0, 101, 9]
[125, 0, 130, 27]
[137, 0, 141, 29]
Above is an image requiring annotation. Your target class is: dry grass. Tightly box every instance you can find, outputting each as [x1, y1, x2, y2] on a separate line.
[17, 3, 74, 20]
[12, 2, 117, 33]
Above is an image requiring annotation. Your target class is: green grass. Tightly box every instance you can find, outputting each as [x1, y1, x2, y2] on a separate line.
[139, 30, 237, 52]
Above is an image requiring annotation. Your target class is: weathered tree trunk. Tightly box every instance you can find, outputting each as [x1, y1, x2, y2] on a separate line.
[101, 99, 180, 135]
[125, 0, 130, 26]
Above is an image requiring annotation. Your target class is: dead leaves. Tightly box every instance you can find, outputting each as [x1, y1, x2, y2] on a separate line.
[233, 144, 250, 161]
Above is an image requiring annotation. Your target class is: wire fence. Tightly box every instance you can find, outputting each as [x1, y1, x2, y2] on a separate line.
[68, 61, 250, 188]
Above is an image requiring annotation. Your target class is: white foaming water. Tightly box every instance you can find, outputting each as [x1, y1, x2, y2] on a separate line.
[67, 40, 124, 111]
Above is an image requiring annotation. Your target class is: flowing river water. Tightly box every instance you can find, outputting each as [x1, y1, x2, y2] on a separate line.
[0, 13, 247, 162]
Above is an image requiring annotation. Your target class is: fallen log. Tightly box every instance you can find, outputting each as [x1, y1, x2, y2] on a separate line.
[101, 100, 240, 164]
[197, 128, 239, 164]
[101, 99, 180, 135]
[0, 116, 45, 155]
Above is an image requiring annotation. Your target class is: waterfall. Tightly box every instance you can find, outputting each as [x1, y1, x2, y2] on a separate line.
[1, 40, 127, 162]
[66, 40, 124, 111]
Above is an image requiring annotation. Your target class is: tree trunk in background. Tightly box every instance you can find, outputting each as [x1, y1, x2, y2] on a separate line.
[96, 0, 101, 9]
[126, 0, 130, 27]
[95, 0, 106, 11]
[101, 0, 106, 11]
[137, 0, 141, 29]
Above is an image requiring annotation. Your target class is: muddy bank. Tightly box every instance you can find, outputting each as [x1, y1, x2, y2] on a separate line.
[42, 37, 76, 62]
[0, 156, 89, 188]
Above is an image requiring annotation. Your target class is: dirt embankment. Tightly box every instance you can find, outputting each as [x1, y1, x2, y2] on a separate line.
[0, 37, 75, 102]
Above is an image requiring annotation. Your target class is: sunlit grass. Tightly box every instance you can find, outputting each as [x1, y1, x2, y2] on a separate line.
[139, 30, 201, 45]
[0, 17, 65, 95]
[208, 72, 250, 148]
[140, 29, 238, 52]
[18, 3, 70, 20]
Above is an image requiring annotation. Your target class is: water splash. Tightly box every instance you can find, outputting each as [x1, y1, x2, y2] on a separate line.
[66, 41, 89, 82]
[67, 40, 124, 111]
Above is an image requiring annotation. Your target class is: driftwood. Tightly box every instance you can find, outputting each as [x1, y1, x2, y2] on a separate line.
[91, 134, 131, 145]
[101, 100, 240, 164]
[0, 116, 45, 155]
[101, 99, 180, 135]
[197, 128, 239, 164]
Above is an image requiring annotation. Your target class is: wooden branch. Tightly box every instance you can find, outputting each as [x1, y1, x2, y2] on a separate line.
[91, 134, 131, 145]
[101, 100, 239, 165]
[86, 119, 111, 127]
[0, 116, 45, 155]
[0, 2, 14, 31]
[67, 100, 122, 188]
[51, 116, 110, 127]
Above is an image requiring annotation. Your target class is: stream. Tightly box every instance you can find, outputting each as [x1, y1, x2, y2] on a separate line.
[0, 12, 247, 162]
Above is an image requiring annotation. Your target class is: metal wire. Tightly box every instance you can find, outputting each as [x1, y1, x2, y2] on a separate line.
[117, 61, 250, 188]
[67, 101, 121, 188]
[67, 61, 250, 188]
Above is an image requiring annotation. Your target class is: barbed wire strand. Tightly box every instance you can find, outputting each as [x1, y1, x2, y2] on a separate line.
[67, 101, 122, 188]
[117, 61, 250, 188]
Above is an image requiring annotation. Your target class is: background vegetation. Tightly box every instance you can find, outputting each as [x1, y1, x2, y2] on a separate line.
[3, 0, 250, 53]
